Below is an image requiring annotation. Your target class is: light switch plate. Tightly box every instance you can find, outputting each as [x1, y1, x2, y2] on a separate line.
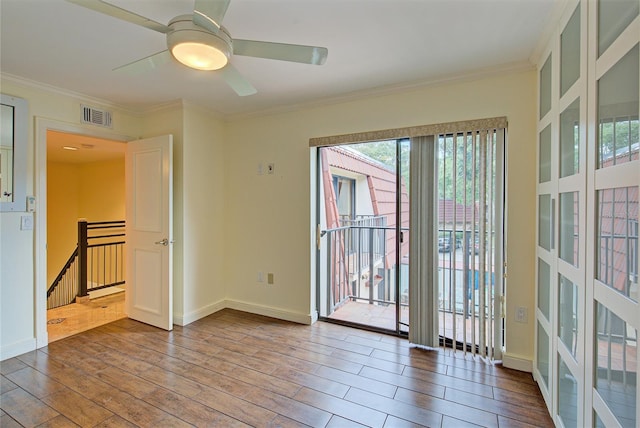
[21, 215, 33, 230]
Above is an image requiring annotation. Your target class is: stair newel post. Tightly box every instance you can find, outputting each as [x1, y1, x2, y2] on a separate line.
[77, 219, 88, 299]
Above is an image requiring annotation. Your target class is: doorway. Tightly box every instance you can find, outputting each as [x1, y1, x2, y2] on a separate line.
[317, 139, 410, 334]
[44, 129, 127, 342]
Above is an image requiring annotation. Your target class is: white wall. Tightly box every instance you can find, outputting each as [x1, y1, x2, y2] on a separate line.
[224, 69, 538, 365]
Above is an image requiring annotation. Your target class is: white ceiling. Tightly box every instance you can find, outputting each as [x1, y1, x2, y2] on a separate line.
[1, 0, 556, 119]
[47, 131, 125, 163]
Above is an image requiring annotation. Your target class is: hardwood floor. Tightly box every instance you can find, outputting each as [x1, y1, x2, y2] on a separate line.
[1, 309, 553, 427]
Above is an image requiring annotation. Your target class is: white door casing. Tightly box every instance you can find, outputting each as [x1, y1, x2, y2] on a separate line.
[125, 135, 173, 330]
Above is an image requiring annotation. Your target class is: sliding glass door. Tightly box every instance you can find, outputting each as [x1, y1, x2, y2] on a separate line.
[316, 140, 409, 334]
[436, 131, 505, 358]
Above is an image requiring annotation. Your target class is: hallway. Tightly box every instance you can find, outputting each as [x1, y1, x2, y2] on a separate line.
[47, 292, 126, 343]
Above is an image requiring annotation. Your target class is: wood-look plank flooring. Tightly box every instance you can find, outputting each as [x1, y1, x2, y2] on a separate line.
[1, 309, 553, 427]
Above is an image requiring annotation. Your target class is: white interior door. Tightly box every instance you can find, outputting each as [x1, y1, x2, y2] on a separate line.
[125, 135, 173, 330]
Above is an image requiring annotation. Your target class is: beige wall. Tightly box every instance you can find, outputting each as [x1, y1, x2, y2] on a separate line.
[79, 158, 125, 222]
[181, 103, 227, 321]
[225, 69, 538, 364]
[1, 68, 539, 368]
[46, 162, 80, 285]
[0, 77, 140, 359]
[46, 158, 125, 285]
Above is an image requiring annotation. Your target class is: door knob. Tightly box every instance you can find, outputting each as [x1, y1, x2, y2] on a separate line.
[155, 238, 169, 246]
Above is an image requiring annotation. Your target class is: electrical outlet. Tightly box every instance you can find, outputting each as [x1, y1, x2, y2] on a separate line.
[267, 273, 274, 284]
[515, 307, 528, 323]
[257, 272, 264, 283]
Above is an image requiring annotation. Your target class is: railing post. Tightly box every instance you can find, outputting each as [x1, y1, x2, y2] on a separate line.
[77, 219, 88, 299]
[369, 227, 374, 304]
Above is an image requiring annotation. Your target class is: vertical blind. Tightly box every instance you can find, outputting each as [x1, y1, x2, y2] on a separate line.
[311, 117, 506, 358]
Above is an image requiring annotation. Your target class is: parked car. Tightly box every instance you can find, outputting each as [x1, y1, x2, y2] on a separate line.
[438, 237, 451, 252]
[439, 237, 461, 252]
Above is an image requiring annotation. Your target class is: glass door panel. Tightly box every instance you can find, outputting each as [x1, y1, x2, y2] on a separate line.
[597, 0, 639, 57]
[538, 259, 551, 321]
[436, 131, 504, 356]
[560, 4, 581, 96]
[559, 191, 579, 267]
[597, 45, 639, 169]
[558, 356, 579, 428]
[559, 274, 579, 357]
[594, 303, 637, 427]
[560, 98, 580, 178]
[317, 140, 409, 334]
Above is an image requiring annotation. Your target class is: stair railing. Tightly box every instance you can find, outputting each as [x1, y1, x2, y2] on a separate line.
[47, 219, 125, 309]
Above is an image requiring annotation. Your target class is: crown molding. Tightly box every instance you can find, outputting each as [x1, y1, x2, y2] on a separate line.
[0, 73, 148, 116]
[224, 60, 535, 122]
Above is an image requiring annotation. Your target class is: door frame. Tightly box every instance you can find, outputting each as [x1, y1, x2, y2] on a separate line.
[34, 118, 132, 347]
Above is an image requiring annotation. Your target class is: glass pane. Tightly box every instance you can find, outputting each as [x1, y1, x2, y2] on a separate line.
[558, 356, 579, 428]
[594, 411, 606, 428]
[560, 98, 580, 178]
[399, 139, 410, 333]
[560, 192, 579, 266]
[540, 55, 552, 119]
[539, 124, 552, 183]
[561, 4, 581, 96]
[318, 142, 408, 332]
[597, 45, 639, 169]
[539, 194, 552, 251]
[559, 274, 578, 357]
[537, 323, 550, 388]
[596, 187, 639, 302]
[538, 259, 551, 321]
[595, 302, 637, 427]
[598, 0, 639, 56]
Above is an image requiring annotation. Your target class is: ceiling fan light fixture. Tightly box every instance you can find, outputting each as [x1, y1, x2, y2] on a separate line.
[167, 16, 232, 71]
[171, 42, 228, 70]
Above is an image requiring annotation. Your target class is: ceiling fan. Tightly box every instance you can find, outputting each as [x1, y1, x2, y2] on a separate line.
[66, 0, 329, 96]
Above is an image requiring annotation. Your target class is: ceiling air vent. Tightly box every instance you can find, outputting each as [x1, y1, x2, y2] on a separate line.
[81, 105, 112, 128]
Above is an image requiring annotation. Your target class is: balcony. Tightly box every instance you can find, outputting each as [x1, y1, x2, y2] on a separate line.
[319, 215, 409, 332]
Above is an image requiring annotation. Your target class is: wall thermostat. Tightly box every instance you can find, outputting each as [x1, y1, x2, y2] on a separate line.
[26, 196, 35, 212]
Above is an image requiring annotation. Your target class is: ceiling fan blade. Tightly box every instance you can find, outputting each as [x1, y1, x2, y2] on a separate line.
[219, 63, 257, 96]
[193, 0, 230, 34]
[113, 50, 172, 74]
[66, 0, 170, 33]
[233, 40, 328, 65]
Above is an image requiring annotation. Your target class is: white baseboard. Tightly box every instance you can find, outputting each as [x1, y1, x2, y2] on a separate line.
[173, 299, 315, 327]
[224, 299, 313, 325]
[174, 299, 227, 326]
[502, 352, 533, 372]
[1, 338, 36, 361]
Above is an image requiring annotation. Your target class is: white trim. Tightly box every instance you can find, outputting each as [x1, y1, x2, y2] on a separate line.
[225, 299, 314, 325]
[502, 352, 533, 372]
[174, 299, 226, 326]
[3, 73, 143, 116]
[0, 338, 37, 361]
[34, 117, 131, 350]
[594, 161, 640, 190]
